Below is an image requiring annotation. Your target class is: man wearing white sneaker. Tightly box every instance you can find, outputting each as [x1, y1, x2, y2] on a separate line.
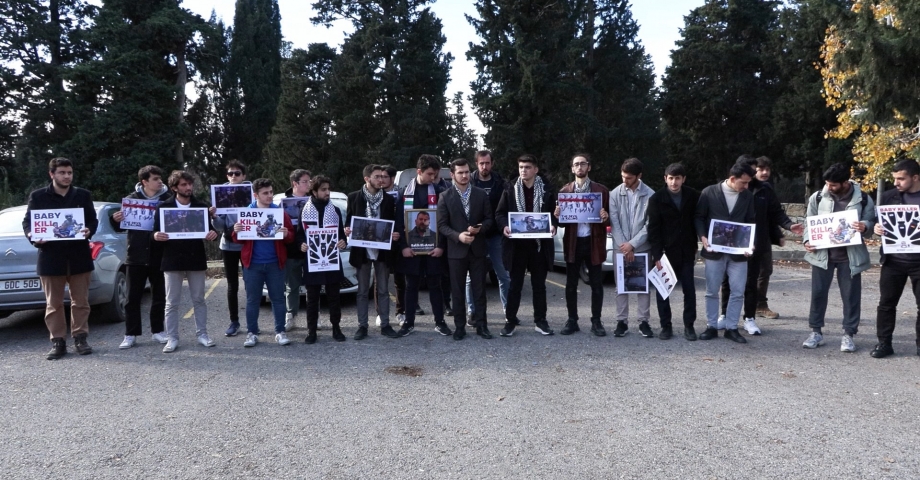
[802, 163, 874, 352]
[153, 171, 219, 353]
[110, 165, 173, 349]
[232, 178, 295, 347]
[276, 169, 311, 331]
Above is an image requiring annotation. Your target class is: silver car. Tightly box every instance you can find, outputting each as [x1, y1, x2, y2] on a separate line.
[0, 202, 128, 322]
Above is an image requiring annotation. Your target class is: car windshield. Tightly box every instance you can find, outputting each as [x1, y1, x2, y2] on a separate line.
[0, 210, 25, 234]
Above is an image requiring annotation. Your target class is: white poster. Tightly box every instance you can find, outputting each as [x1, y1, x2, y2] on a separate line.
[307, 227, 340, 272]
[557, 192, 604, 223]
[616, 253, 649, 294]
[349, 216, 394, 250]
[236, 208, 284, 240]
[707, 220, 756, 255]
[877, 204, 920, 254]
[806, 209, 862, 249]
[648, 253, 677, 300]
[159, 208, 209, 239]
[210, 184, 254, 214]
[508, 212, 553, 239]
[30, 208, 85, 241]
[119, 198, 158, 231]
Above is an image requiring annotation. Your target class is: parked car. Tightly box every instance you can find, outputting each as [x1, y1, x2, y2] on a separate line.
[0, 202, 128, 322]
[553, 224, 617, 282]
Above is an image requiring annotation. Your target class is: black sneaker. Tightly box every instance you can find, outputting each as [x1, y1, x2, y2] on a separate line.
[870, 342, 894, 358]
[499, 321, 516, 337]
[534, 320, 554, 336]
[46, 338, 66, 360]
[590, 319, 606, 337]
[638, 322, 654, 338]
[444, 307, 454, 317]
[466, 318, 476, 328]
[415, 306, 425, 316]
[331, 326, 346, 342]
[658, 327, 673, 340]
[354, 326, 368, 340]
[560, 319, 579, 335]
[698, 326, 718, 340]
[380, 325, 400, 339]
[74, 334, 93, 355]
[304, 330, 317, 344]
[684, 325, 698, 341]
[397, 325, 414, 337]
[723, 329, 747, 344]
[453, 328, 466, 340]
[613, 321, 628, 337]
[434, 323, 453, 336]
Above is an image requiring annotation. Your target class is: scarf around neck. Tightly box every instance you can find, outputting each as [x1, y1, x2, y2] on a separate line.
[362, 185, 383, 218]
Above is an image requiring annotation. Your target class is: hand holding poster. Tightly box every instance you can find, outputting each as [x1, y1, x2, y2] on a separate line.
[210, 184, 254, 214]
[405, 209, 437, 254]
[877, 204, 920, 254]
[508, 212, 553, 238]
[707, 220, 756, 255]
[557, 192, 603, 223]
[648, 253, 676, 300]
[30, 208, 86, 241]
[349, 217, 394, 249]
[159, 208, 209, 239]
[806, 209, 861, 249]
[307, 227, 340, 272]
[236, 208, 285, 240]
[120, 198, 158, 231]
[616, 253, 649, 294]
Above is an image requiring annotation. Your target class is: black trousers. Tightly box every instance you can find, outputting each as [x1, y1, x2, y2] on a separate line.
[720, 250, 764, 319]
[655, 256, 697, 328]
[394, 273, 406, 314]
[223, 249, 242, 322]
[124, 263, 166, 336]
[507, 242, 548, 322]
[403, 272, 444, 327]
[306, 283, 341, 331]
[448, 256, 486, 329]
[876, 258, 920, 345]
[565, 237, 604, 322]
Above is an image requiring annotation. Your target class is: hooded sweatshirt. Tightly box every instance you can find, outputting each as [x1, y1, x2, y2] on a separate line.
[111, 182, 173, 266]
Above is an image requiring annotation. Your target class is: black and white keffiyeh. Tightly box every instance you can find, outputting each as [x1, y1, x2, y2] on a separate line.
[515, 175, 545, 213]
[363, 185, 383, 218]
[574, 177, 591, 194]
[302, 198, 340, 228]
[454, 182, 471, 219]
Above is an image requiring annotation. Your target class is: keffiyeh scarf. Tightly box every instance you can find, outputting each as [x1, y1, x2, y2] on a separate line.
[302, 198, 340, 228]
[515, 175, 545, 250]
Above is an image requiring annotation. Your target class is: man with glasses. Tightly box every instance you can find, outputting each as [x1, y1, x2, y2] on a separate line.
[275, 169, 311, 331]
[210, 160, 250, 337]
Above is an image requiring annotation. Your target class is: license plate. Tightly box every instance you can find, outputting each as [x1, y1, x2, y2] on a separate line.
[0, 279, 41, 291]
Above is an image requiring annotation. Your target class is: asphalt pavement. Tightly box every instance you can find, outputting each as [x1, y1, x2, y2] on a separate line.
[1, 262, 918, 479]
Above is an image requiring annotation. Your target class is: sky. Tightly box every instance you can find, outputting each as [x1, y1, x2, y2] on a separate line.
[182, 0, 707, 133]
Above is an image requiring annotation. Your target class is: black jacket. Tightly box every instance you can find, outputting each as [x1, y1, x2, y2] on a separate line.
[280, 191, 308, 260]
[438, 185, 494, 259]
[153, 197, 216, 272]
[750, 179, 792, 252]
[471, 170, 506, 236]
[110, 185, 173, 266]
[22, 183, 98, 276]
[395, 180, 448, 276]
[300, 198, 346, 286]
[346, 189, 398, 268]
[647, 186, 700, 265]
[495, 176, 557, 268]
[695, 182, 756, 261]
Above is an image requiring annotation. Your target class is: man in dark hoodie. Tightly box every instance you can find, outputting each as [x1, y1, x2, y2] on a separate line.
[111, 165, 173, 349]
[468, 150, 510, 317]
[274, 169, 311, 331]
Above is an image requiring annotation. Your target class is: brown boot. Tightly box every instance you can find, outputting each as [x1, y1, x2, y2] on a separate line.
[74, 334, 93, 355]
[46, 338, 67, 360]
[756, 304, 779, 319]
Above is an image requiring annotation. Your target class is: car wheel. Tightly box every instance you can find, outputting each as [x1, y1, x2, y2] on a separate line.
[93, 269, 127, 323]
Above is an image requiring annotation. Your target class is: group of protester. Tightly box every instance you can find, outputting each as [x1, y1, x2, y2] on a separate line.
[22, 153, 920, 360]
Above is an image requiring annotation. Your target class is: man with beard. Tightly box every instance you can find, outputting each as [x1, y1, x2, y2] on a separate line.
[467, 150, 510, 318]
[407, 211, 436, 252]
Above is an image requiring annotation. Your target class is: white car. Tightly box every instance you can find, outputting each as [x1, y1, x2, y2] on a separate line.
[553, 224, 617, 282]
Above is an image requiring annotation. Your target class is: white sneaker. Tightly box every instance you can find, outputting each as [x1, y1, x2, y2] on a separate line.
[284, 313, 294, 332]
[275, 332, 291, 345]
[244, 333, 258, 347]
[197, 334, 215, 347]
[803, 332, 825, 349]
[163, 338, 178, 353]
[375, 315, 382, 327]
[716, 315, 726, 330]
[152, 332, 169, 344]
[840, 334, 856, 353]
[119, 335, 136, 349]
[397, 313, 406, 327]
[743, 318, 762, 336]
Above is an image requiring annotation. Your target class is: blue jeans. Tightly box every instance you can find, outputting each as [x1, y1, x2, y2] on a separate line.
[466, 235, 510, 313]
[704, 256, 746, 330]
[243, 262, 286, 334]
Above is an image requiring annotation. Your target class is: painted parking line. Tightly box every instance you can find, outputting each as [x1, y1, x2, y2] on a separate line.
[184, 278, 222, 319]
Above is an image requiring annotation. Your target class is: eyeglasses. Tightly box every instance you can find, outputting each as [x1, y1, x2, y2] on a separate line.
[227, 171, 243, 177]
[297, 180, 311, 185]
[572, 162, 589, 167]
[371, 175, 388, 180]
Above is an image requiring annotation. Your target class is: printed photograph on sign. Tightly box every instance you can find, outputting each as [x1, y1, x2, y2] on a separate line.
[616, 253, 649, 294]
[307, 227, 340, 272]
[281, 198, 307, 225]
[349, 216, 394, 250]
[119, 197, 159, 231]
[707, 220, 755, 255]
[557, 192, 603, 223]
[877, 204, 920, 254]
[647, 253, 676, 300]
[210, 184, 254, 214]
[30, 208, 86, 241]
[805, 209, 861, 249]
[405, 209, 437, 254]
[236, 207, 284, 240]
[508, 212, 553, 239]
[159, 208, 209, 239]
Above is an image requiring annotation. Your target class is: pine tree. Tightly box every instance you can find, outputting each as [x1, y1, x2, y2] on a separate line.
[446, 92, 479, 161]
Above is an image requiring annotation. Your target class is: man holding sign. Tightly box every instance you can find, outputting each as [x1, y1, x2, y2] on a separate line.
[802, 163, 874, 352]
[23, 157, 98, 359]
